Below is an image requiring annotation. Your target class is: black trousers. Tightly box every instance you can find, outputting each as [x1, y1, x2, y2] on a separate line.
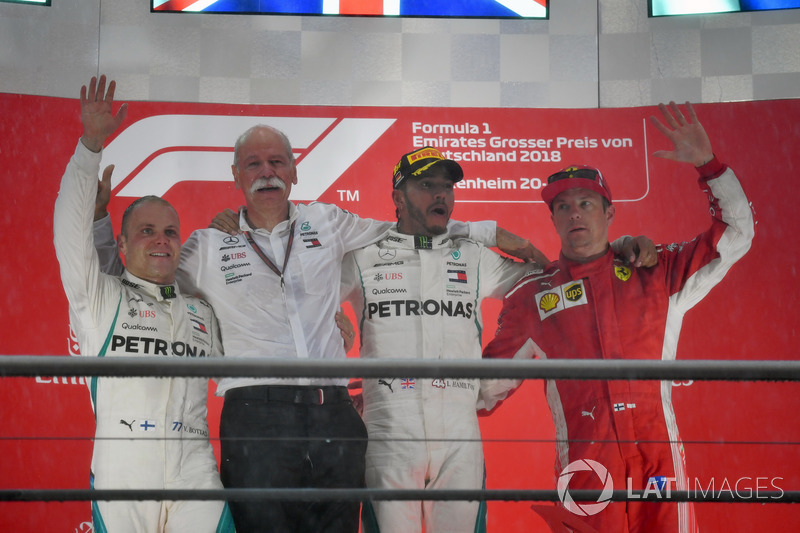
[220, 385, 368, 533]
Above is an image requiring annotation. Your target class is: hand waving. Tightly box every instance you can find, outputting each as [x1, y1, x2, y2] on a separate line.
[80, 75, 127, 153]
[650, 101, 714, 167]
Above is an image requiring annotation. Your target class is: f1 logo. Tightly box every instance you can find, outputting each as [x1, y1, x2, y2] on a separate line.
[103, 115, 396, 201]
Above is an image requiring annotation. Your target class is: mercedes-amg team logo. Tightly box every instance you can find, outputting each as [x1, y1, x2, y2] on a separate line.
[378, 249, 396, 261]
[557, 459, 614, 516]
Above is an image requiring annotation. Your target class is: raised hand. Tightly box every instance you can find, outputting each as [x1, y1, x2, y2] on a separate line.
[79, 75, 128, 153]
[650, 101, 714, 167]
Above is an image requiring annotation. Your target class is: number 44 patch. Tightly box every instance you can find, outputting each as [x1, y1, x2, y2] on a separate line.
[432, 379, 447, 389]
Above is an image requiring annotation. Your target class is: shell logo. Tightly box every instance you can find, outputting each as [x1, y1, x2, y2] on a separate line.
[557, 459, 614, 516]
[539, 292, 560, 313]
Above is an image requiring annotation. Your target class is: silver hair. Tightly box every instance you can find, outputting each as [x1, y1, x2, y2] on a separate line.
[233, 125, 294, 167]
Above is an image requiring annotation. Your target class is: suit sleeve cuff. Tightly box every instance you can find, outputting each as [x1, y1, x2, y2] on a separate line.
[696, 156, 726, 181]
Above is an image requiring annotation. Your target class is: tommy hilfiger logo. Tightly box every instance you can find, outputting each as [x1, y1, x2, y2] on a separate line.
[448, 270, 467, 284]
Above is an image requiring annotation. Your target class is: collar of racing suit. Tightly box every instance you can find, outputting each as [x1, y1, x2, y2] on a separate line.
[121, 270, 181, 303]
[558, 246, 616, 279]
[380, 228, 456, 250]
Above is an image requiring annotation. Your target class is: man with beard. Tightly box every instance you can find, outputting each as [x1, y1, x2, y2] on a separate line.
[94, 124, 544, 531]
[341, 147, 656, 533]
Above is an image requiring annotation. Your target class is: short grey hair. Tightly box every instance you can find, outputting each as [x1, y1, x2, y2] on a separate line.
[233, 125, 294, 167]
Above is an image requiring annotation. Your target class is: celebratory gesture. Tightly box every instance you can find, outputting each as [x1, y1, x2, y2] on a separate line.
[79, 75, 127, 153]
[54, 76, 233, 532]
[650, 101, 714, 167]
[484, 101, 754, 533]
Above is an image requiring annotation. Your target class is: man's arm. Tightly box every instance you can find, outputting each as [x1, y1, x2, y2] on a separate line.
[449, 219, 550, 265]
[54, 75, 128, 331]
[209, 208, 241, 235]
[210, 204, 394, 251]
[92, 164, 125, 276]
[495, 227, 549, 264]
[213, 206, 554, 265]
[650, 102, 755, 301]
[478, 276, 544, 414]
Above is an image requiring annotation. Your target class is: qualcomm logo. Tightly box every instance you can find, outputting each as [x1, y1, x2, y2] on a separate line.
[103, 115, 396, 200]
[557, 459, 614, 516]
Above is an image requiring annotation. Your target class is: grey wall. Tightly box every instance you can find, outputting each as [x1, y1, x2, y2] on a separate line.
[1, 0, 798, 107]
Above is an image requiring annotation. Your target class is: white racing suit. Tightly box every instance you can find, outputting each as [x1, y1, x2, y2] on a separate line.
[342, 229, 533, 533]
[54, 141, 233, 533]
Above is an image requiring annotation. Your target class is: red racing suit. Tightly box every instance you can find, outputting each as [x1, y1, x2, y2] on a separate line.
[483, 159, 754, 533]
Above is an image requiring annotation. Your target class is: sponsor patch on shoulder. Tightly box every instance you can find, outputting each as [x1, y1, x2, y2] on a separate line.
[534, 279, 587, 320]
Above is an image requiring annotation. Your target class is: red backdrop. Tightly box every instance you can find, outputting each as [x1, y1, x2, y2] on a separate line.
[0, 93, 797, 531]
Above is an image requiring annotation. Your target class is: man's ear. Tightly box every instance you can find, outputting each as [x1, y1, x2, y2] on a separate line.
[290, 163, 298, 185]
[117, 234, 127, 257]
[391, 189, 404, 211]
[231, 164, 241, 190]
[606, 204, 616, 226]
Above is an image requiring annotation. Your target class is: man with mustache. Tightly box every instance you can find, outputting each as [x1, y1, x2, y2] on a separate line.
[95, 123, 545, 532]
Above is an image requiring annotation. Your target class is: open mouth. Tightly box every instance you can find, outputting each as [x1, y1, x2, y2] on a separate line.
[430, 205, 448, 216]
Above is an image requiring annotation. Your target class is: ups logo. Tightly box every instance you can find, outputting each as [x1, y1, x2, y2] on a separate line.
[564, 283, 584, 302]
